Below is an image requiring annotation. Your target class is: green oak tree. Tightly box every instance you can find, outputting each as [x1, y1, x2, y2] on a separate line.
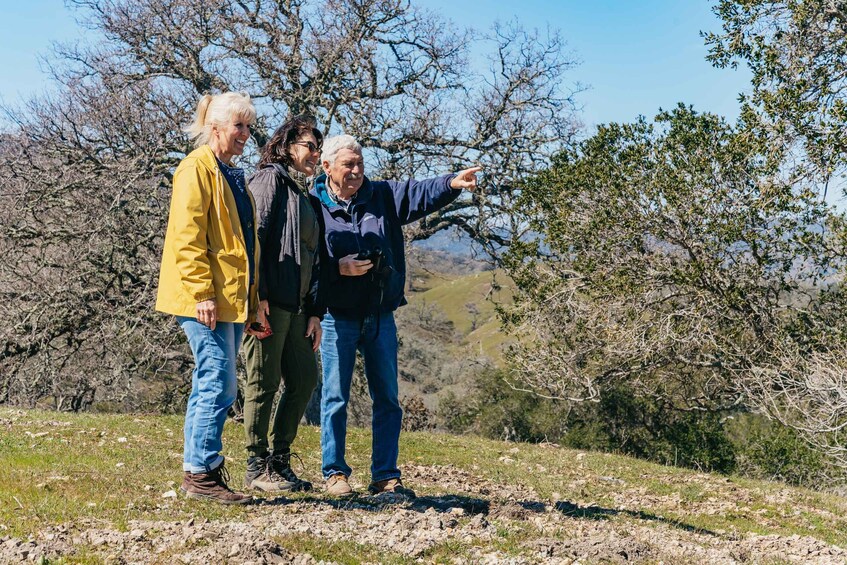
[501, 105, 847, 468]
[705, 0, 847, 186]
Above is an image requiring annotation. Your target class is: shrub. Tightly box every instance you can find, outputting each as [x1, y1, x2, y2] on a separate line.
[728, 414, 831, 488]
[441, 370, 737, 474]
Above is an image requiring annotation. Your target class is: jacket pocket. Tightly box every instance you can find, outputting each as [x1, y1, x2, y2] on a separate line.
[209, 250, 245, 307]
[270, 256, 299, 310]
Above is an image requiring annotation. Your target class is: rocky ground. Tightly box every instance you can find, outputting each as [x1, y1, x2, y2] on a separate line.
[3, 463, 846, 564]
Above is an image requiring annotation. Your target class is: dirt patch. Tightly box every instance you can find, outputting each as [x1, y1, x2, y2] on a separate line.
[3, 464, 846, 564]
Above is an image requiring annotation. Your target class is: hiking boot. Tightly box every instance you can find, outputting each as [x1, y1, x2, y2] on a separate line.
[325, 473, 354, 497]
[368, 477, 416, 498]
[268, 451, 313, 492]
[244, 453, 280, 492]
[181, 462, 253, 505]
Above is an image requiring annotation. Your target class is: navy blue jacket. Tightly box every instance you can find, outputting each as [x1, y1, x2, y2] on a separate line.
[310, 173, 459, 318]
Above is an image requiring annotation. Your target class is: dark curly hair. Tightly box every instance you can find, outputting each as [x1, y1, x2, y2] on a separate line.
[258, 115, 323, 168]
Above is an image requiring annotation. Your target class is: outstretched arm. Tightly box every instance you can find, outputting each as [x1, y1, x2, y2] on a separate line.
[388, 166, 483, 225]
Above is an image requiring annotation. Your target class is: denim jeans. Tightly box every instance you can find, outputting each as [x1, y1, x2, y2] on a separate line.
[178, 317, 243, 473]
[320, 311, 401, 482]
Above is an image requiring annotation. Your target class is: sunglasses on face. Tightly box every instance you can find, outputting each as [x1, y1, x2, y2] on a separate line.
[293, 141, 320, 153]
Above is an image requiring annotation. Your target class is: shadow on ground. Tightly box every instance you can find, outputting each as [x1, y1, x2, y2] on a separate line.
[255, 493, 490, 515]
[550, 500, 718, 536]
[254, 490, 714, 536]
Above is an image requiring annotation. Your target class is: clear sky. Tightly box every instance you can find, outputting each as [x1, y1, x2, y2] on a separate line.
[0, 0, 749, 130]
[422, 0, 751, 128]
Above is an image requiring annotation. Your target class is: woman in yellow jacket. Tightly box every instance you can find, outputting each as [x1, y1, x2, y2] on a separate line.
[156, 92, 260, 505]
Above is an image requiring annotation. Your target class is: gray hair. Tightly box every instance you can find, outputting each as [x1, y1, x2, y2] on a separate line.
[321, 134, 362, 166]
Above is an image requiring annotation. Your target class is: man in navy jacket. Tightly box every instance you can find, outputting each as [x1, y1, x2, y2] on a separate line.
[310, 134, 480, 497]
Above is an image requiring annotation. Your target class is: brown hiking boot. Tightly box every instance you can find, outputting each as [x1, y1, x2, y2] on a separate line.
[325, 473, 354, 497]
[244, 453, 312, 493]
[181, 462, 253, 505]
[368, 477, 416, 498]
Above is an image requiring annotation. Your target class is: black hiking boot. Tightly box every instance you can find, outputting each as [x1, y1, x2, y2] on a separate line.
[268, 451, 313, 492]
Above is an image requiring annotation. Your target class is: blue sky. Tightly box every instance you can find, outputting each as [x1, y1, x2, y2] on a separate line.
[0, 0, 78, 106]
[0, 0, 749, 130]
[424, 0, 751, 128]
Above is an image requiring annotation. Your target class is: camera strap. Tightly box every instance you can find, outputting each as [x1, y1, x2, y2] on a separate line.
[371, 277, 385, 339]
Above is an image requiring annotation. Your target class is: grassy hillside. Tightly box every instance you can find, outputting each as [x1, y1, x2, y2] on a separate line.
[3, 408, 847, 563]
[407, 269, 513, 363]
[388, 262, 514, 422]
[408, 254, 512, 364]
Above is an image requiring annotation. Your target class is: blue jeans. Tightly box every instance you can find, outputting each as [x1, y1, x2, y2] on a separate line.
[320, 311, 401, 482]
[178, 317, 243, 474]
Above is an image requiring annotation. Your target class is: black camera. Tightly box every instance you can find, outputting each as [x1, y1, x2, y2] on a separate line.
[356, 247, 385, 280]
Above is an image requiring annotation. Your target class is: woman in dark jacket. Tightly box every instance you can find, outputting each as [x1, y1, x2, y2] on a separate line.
[242, 116, 324, 492]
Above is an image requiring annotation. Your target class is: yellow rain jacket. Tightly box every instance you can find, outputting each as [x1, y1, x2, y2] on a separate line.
[155, 145, 259, 323]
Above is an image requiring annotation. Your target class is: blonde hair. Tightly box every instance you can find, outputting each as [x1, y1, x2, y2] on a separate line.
[185, 92, 257, 148]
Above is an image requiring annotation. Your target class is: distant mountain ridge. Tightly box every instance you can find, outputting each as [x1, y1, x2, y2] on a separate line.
[411, 228, 476, 256]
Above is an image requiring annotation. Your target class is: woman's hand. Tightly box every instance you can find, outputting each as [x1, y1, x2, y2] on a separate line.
[305, 316, 322, 352]
[245, 300, 271, 337]
[196, 299, 217, 330]
[256, 300, 270, 330]
[339, 253, 373, 276]
[450, 166, 483, 191]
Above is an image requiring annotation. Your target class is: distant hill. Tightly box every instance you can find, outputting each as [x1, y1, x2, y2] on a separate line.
[3, 407, 847, 563]
[406, 268, 513, 362]
[386, 251, 513, 422]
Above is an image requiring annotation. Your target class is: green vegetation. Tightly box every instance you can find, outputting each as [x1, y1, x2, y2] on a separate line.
[400, 262, 835, 490]
[3, 406, 847, 558]
[497, 102, 847, 478]
[706, 0, 847, 179]
[441, 368, 837, 489]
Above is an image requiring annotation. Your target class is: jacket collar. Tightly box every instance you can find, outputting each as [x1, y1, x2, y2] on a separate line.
[190, 144, 228, 221]
[266, 162, 291, 176]
[313, 173, 373, 209]
[264, 162, 295, 185]
[191, 144, 220, 170]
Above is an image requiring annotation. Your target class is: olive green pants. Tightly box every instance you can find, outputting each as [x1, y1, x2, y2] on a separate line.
[241, 306, 319, 457]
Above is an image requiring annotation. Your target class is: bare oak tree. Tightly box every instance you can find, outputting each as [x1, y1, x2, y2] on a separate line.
[1, 80, 191, 409]
[0, 0, 579, 409]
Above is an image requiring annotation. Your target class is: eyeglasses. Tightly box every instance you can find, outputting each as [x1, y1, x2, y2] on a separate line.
[292, 141, 320, 153]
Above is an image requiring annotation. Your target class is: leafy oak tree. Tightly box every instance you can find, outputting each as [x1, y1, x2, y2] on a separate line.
[705, 0, 847, 185]
[501, 105, 847, 467]
[703, 0, 847, 467]
[0, 0, 580, 409]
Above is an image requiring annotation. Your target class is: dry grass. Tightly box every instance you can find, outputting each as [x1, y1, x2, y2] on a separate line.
[3, 408, 847, 563]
